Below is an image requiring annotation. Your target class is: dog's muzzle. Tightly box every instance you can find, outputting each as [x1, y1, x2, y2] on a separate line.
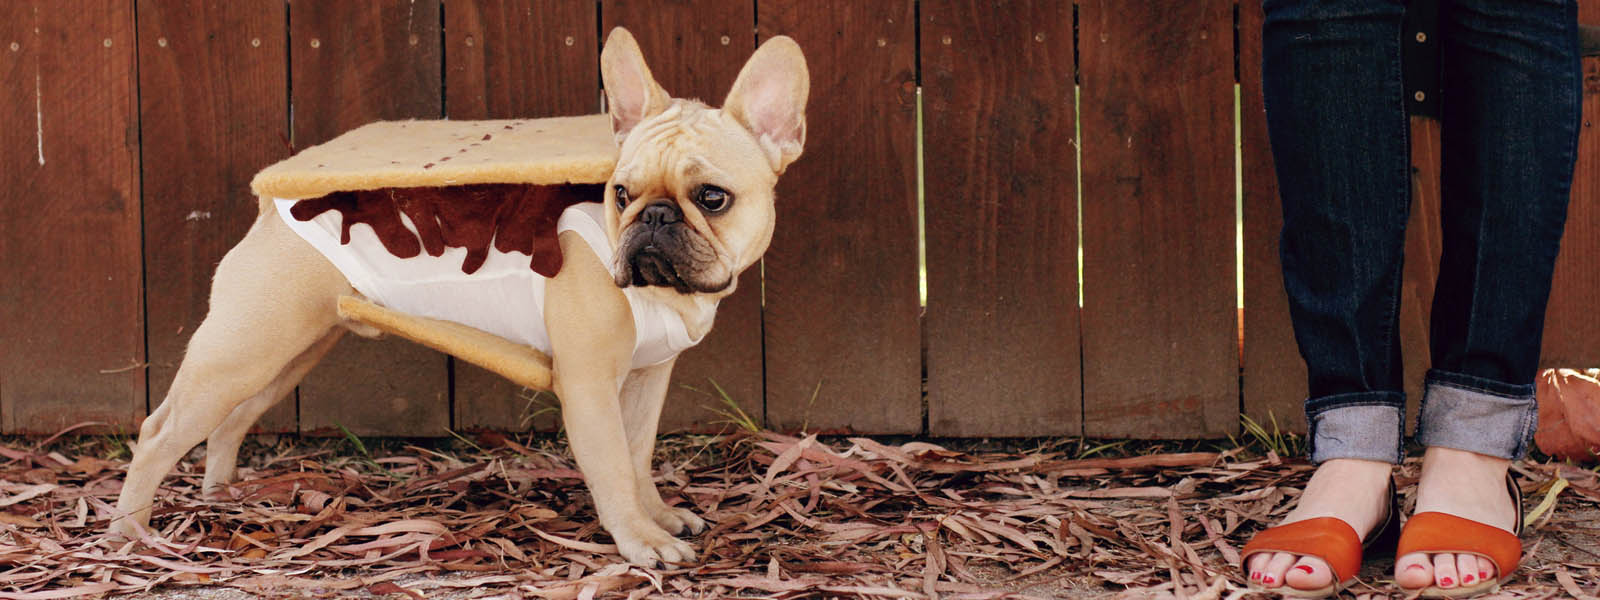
[615, 202, 722, 293]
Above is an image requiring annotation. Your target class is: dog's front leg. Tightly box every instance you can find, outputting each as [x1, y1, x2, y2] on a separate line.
[554, 362, 696, 567]
[546, 232, 695, 568]
[619, 359, 706, 536]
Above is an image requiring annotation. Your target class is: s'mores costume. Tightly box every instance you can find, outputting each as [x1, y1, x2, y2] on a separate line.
[250, 114, 704, 389]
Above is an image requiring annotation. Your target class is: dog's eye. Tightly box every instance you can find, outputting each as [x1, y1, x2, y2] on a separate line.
[614, 185, 630, 210]
[694, 185, 731, 214]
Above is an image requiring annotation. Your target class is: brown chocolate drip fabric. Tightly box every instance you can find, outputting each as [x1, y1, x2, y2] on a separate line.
[288, 183, 604, 277]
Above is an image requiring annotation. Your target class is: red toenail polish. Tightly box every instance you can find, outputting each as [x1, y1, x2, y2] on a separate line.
[1294, 565, 1314, 574]
[1250, 572, 1260, 581]
[1264, 575, 1275, 584]
[1464, 575, 1475, 583]
[1440, 578, 1454, 587]
[1480, 571, 1489, 579]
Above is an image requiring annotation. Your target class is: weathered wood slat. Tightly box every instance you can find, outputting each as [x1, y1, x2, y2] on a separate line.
[1079, 0, 1237, 438]
[139, 0, 294, 433]
[758, 0, 921, 435]
[603, 0, 765, 433]
[290, 0, 449, 437]
[0, 1, 144, 434]
[922, 1, 1079, 437]
[1400, 117, 1444, 431]
[1238, 0, 1307, 432]
[1543, 0, 1600, 368]
[447, 0, 599, 433]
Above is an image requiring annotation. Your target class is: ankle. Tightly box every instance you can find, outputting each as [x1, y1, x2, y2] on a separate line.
[1290, 459, 1393, 525]
[1422, 446, 1511, 471]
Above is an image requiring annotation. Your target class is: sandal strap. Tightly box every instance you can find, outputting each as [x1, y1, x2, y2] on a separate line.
[1396, 512, 1522, 577]
[1241, 517, 1362, 582]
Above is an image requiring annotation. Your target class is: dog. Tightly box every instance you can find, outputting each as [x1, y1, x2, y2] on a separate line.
[113, 27, 809, 567]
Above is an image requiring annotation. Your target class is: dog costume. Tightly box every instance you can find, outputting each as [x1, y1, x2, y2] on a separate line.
[250, 114, 705, 389]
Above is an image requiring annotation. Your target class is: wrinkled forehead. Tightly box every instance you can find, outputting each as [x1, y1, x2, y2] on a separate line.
[612, 101, 772, 189]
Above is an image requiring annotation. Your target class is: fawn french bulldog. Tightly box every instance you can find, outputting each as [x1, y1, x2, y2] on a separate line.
[113, 28, 808, 567]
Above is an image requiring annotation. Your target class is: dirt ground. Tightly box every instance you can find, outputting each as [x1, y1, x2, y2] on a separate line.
[0, 431, 1597, 599]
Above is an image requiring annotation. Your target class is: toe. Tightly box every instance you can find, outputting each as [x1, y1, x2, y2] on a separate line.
[1246, 553, 1271, 583]
[1456, 554, 1479, 587]
[1261, 552, 1297, 588]
[1432, 553, 1459, 589]
[1395, 552, 1434, 589]
[658, 538, 696, 565]
[678, 508, 708, 535]
[618, 544, 662, 568]
[1283, 555, 1334, 591]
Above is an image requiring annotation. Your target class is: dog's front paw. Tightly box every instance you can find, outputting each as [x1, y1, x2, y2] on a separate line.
[610, 518, 696, 568]
[648, 504, 707, 536]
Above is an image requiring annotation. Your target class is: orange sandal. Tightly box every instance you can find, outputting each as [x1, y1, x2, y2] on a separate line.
[1240, 481, 1400, 598]
[1396, 475, 1524, 598]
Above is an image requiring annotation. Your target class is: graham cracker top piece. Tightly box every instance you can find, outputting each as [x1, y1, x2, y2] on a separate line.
[252, 114, 617, 200]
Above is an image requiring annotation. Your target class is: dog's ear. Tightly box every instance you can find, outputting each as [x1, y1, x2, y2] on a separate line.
[723, 35, 809, 174]
[601, 27, 672, 143]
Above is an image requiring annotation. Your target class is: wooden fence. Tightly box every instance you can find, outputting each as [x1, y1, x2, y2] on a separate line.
[2, 0, 1597, 439]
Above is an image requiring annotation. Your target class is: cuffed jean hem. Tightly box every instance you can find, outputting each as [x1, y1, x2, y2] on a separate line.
[1415, 369, 1539, 460]
[1306, 392, 1406, 465]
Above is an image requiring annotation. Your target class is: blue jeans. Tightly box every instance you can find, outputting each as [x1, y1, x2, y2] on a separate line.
[1261, 0, 1581, 464]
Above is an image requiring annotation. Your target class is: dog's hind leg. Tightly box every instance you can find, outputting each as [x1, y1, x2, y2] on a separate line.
[201, 327, 344, 496]
[115, 213, 349, 538]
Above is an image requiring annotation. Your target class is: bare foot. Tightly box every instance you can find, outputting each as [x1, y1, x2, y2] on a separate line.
[1394, 447, 1516, 591]
[1246, 458, 1392, 592]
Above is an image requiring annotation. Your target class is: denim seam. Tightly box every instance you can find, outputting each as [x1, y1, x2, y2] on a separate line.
[1305, 393, 1405, 415]
[1309, 400, 1402, 412]
[1378, 25, 1408, 394]
[1426, 375, 1535, 400]
[1511, 401, 1535, 458]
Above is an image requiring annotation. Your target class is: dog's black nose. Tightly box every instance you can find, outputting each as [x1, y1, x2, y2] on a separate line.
[639, 202, 682, 227]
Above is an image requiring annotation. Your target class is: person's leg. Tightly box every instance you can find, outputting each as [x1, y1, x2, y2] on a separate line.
[1397, 0, 1580, 590]
[1252, 0, 1409, 591]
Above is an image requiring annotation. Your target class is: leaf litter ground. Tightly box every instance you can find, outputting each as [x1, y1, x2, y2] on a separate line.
[0, 430, 1597, 599]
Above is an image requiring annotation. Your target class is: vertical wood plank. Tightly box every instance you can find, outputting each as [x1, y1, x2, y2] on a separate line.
[603, 0, 765, 433]
[1543, 0, 1600, 368]
[1399, 117, 1443, 431]
[1238, 0, 1308, 432]
[445, 0, 598, 120]
[922, 2, 1079, 437]
[0, 1, 144, 434]
[291, 0, 449, 437]
[447, 0, 599, 433]
[759, 0, 921, 434]
[1079, 0, 1236, 438]
[139, 0, 293, 433]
